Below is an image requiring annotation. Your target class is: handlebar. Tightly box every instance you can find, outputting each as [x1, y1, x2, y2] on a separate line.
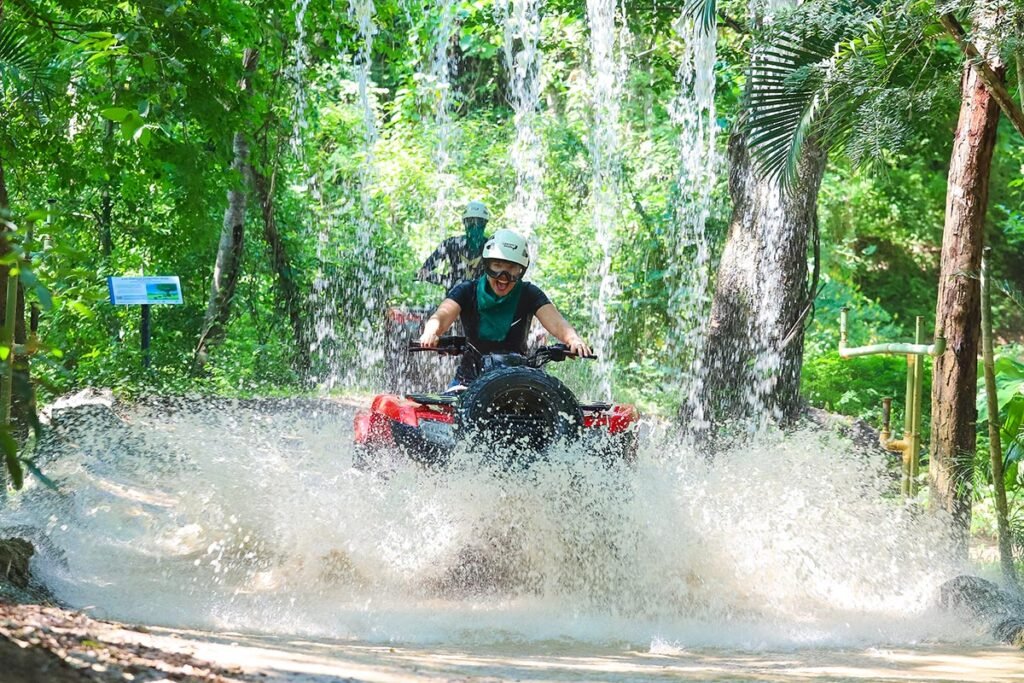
[408, 336, 596, 363]
[409, 336, 467, 355]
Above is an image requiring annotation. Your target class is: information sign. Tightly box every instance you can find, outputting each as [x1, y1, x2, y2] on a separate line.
[108, 276, 183, 305]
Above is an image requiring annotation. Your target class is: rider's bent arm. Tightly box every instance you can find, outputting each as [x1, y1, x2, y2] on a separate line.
[417, 244, 447, 285]
[536, 304, 592, 357]
[419, 299, 462, 347]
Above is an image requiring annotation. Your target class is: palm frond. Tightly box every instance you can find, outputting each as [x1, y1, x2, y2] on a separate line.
[745, 30, 838, 188]
[0, 22, 44, 81]
[744, 0, 948, 190]
[683, 0, 717, 35]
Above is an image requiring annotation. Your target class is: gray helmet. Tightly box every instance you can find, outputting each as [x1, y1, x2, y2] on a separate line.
[482, 229, 530, 269]
[462, 200, 490, 222]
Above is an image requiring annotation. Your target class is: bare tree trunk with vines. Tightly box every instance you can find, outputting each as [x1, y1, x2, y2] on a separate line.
[194, 49, 260, 370]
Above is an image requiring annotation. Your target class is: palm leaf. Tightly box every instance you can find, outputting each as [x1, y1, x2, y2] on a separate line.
[683, 0, 717, 34]
[0, 22, 44, 81]
[745, 30, 838, 188]
[744, 1, 943, 189]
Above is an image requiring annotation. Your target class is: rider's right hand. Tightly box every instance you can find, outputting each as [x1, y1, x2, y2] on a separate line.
[418, 331, 439, 347]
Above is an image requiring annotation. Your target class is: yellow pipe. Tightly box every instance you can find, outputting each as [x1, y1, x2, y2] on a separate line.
[839, 309, 941, 498]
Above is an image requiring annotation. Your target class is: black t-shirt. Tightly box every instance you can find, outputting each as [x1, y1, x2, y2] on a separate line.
[446, 278, 551, 381]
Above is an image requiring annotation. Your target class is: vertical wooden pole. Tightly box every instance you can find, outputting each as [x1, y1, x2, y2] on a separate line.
[981, 252, 1018, 587]
[141, 304, 151, 369]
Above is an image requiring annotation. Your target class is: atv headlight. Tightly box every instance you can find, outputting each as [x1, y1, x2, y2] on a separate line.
[419, 419, 455, 447]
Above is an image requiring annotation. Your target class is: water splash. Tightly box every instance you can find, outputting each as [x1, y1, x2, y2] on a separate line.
[6, 397, 974, 647]
[585, 0, 628, 399]
[667, 14, 718, 425]
[495, 0, 546, 248]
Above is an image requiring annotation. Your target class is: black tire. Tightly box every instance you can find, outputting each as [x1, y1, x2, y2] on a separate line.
[455, 366, 583, 466]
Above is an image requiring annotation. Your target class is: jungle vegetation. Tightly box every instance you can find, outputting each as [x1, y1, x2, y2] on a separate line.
[0, 1, 1022, 561]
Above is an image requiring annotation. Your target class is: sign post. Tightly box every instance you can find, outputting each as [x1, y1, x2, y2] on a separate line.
[108, 276, 183, 368]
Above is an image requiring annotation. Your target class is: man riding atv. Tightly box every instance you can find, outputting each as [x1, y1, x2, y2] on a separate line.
[418, 228, 592, 387]
[417, 200, 492, 291]
[357, 229, 635, 469]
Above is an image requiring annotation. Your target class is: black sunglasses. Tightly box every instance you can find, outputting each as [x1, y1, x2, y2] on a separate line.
[484, 264, 524, 283]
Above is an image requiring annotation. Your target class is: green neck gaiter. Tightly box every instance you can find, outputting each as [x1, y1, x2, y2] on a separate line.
[466, 225, 487, 256]
[476, 277, 523, 342]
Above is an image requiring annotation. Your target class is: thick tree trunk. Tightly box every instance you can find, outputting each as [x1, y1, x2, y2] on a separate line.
[693, 126, 826, 433]
[930, 3, 1004, 556]
[193, 49, 259, 369]
[253, 166, 309, 373]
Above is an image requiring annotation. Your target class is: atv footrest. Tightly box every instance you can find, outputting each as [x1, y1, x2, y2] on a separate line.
[406, 393, 457, 406]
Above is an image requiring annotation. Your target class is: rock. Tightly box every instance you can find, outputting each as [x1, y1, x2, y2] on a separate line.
[0, 634, 89, 682]
[938, 575, 1024, 648]
[801, 406, 890, 456]
[0, 537, 33, 589]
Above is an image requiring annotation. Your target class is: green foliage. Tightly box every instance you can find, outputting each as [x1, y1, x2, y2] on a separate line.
[801, 277, 920, 425]
[977, 349, 1024, 493]
[744, 0, 959, 188]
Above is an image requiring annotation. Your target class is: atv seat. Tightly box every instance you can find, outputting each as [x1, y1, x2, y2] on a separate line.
[580, 402, 612, 412]
[406, 393, 457, 406]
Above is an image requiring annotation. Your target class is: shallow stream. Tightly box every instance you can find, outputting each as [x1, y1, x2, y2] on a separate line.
[3, 395, 1019, 680]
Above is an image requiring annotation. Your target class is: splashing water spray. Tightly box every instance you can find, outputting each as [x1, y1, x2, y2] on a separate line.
[6, 396, 971, 648]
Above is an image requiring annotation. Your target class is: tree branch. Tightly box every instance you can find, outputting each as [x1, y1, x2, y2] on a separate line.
[718, 12, 747, 36]
[939, 13, 1024, 138]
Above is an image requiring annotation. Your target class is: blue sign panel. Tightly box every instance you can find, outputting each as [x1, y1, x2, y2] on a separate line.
[108, 276, 183, 305]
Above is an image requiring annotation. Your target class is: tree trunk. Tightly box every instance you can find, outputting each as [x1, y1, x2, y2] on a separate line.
[930, 2, 1004, 557]
[99, 119, 114, 258]
[193, 49, 259, 369]
[0, 155, 25, 343]
[0, 155, 31, 440]
[253, 165, 309, 373]
[692, 122, 826, 433]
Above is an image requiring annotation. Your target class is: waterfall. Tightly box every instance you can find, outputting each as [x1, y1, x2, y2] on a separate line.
[668, 14, 718, 424]
[586, 0, 627, 399]
[495, 0, 546, 249]
[289, 0, 313, 153]
[428, 0, 460, 230]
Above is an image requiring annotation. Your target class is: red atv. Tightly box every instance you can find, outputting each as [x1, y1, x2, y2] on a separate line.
[354, 336, 639, 470]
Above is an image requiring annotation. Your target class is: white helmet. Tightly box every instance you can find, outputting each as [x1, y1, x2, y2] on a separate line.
[482, 229, 530, 270]
[462, 200, 490, 222]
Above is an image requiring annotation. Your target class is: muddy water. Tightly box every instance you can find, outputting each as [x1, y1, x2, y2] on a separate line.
[4, 395, 1020, 680]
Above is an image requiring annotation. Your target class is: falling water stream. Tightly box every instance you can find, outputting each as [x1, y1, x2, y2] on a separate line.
[3, 395, 1015, 680]
[670, 13, 719, 428]
[496, 0, 546, 250]
[585, 0, 626, 399]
